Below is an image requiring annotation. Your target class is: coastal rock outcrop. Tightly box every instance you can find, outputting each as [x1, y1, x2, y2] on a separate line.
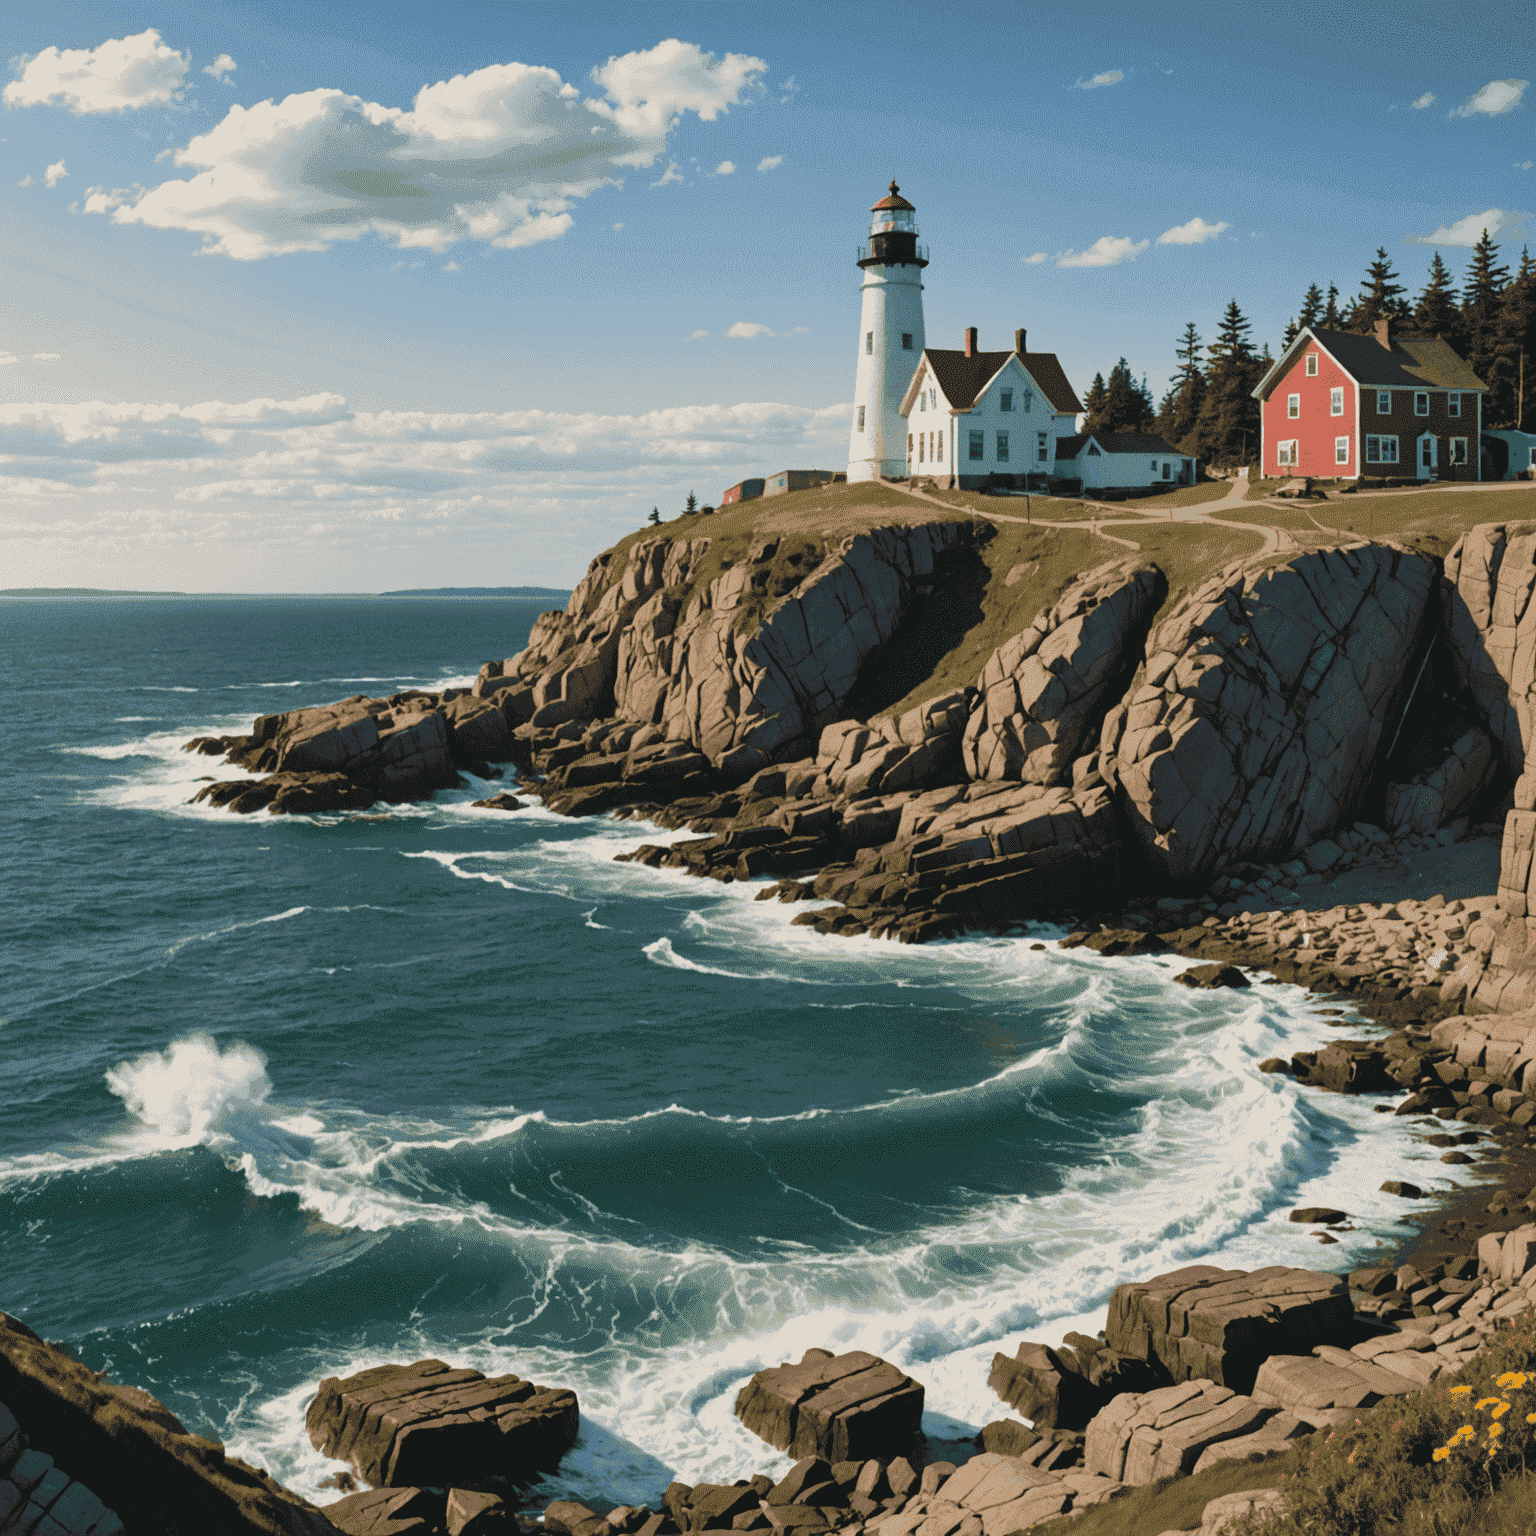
[962, 560, 1166, 785]
[1384, 728, 1495, 836]
[987, 1337, 1159, 1432]
[0, 1311, 339, 1535]
[1099, 544, 1437, 886]
[306, 1360, 578, 1490]
[1081, 1380, 1276, 1484]
[816, 689, 971, 799]
[733, 1350, 924, 1463]
[1104, 1265, 1351, 1394]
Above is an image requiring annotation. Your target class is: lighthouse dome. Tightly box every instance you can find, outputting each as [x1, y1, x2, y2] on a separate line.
[869, 181, 917, 235]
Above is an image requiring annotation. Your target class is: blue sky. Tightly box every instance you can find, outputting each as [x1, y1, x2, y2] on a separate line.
[1, 0, 1530, 590]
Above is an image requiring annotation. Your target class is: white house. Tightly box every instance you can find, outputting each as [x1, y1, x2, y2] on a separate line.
[846, 182, 929, 483]
[1053, 431, 1195, 491]
[1483, 429, 1536, 480]
[898, 328, 1082, 488]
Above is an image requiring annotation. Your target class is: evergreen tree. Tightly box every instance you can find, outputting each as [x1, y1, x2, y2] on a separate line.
[1323, 284, 1341, 327]
[1081, 372, 1108, 429]
[1282, 317, 1298, 349]
[648, 507, 661, 525]
[1192, 300, 1263, 467]
[1464, 229, 1515, 421]
[1413, 252, 1463, 348]
[1349, 247, 1410, 334]
[1155, 323, 1207, 450]
[1297, 283, 1324, 333]
[684, 491, 698, 515]
[1498, 244, 1536, 430]
[1088, 358, 1154, 433]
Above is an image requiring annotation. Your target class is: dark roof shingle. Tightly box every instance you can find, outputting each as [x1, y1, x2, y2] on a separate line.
[924, 349, 1083, 415]
[1055, 431, 1182, 458]
[1285, 329, 1487, 393]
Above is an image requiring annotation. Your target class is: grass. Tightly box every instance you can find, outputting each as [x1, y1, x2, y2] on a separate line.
[1119, 482, 1230, 510]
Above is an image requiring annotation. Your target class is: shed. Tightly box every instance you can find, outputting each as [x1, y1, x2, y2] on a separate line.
[720, 478, 766, 505]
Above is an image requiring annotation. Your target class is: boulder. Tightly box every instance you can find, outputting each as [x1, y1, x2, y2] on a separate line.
[962, 561, 1166, 786]
[446, 1489, 512, 1536]
[1081, 1380, 1273, 1486]
[1384, 729, 1494, 836]
[325, 1486, 443, 1536]
[1100, 544, 1437, 884]
[1174, 965, 1249, 991]
[0, 1311, 335, 1536]
[734, 1349, 924, 1463]
[306, 1359, 577, 1489]
[987, 1344, 1102, 1432]
[444, 696, 513, 766]
[376, 712, 458, 800]
[815, 690, 971, 799]
[1250, 1353, 1415, 1423]
[1104, 1265, 1351, 1394]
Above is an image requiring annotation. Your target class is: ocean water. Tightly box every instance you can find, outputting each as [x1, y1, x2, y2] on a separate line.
[0, 596, 1480, 1509]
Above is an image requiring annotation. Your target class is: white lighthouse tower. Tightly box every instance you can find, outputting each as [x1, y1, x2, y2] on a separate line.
[847, 181, 928, 483]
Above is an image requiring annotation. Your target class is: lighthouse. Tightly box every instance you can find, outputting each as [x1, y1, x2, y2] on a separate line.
[847, 181, 929, 483]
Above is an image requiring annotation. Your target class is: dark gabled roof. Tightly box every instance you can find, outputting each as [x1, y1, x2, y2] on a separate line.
[1055, 431, 1182, 458]
[1255, 327, 1488, 398]
[871, 180, 915, 211]
[923, 349, 1084, 415]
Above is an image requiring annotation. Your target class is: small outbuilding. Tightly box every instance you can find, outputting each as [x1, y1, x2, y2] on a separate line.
[1483, 430, 1536, 480]
[764, 469, 844, 496]
[1052, 431, 1194, 492]
[720, 478, 766, 505]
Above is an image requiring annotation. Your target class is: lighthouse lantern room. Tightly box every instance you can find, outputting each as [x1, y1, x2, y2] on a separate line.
[847, 182, 928, 483]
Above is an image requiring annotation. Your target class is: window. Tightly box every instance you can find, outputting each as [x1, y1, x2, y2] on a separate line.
[1022, 388, 1034, 413]
[1000, 389, 1013, 412]
[997, 431, 1010, 463]
[1150, 459, 1159, 471]
[1287, 393, 1300, 418]
[1086, 442, 1102, 456]
[1450, 437, 1467, 465]
[1415, 392, 1429, 415]
[1306, 354, 1318, 376]
[1377, 391, 1390, 415]
[1037, 431, 1049, 463]
[919, 394, 926, 412]
[1336, 436, 1350, 465]
[1330, 387, 1344, 416]
[901, 333, 913, 350]
[857, 406, 865, 432]
[936, 432, 943, 462]
[969, 430, 984, 461]
[1365, 435, 1399, 464]
[865, 332, 873, 355]
[917, 435, 924, 462]
[1449, 392, 1461, 418]
[1277, 440, 1298, 467]
[929, 389, 937, 410]
[907, 434, 913, 458]
[1162, 462, 1172, 480]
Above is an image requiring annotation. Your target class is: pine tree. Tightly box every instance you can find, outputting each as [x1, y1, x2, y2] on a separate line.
[1413, 252, 1463, 348]
[1350, 247, 1410, 334]
[1323, 284, 1341, 327]
[1282, 318, 1298, 348]
[1089, 358, 1154, 433]
[1497, 244, 1536, 430]
[1192, 300, 1263, 467]
[1297, 283, 1324, 332]
[1156, 323, 1207, 450]
[648, 508, 661, 525]
[1464, 229, 1515, 422]
[1082, 372, 1108, 429]
[685, 491, 698, 515]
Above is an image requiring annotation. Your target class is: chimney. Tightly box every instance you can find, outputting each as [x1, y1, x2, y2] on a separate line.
[1015, 328, 1027, 354]
[964, 326, 977, 358]
[1375, 319, 1391, 351]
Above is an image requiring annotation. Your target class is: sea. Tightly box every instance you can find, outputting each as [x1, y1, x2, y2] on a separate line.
[0, 595, 1482, 1508]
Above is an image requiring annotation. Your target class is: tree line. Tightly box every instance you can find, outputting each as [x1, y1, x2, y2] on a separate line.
[1079, 232, 1536, 467]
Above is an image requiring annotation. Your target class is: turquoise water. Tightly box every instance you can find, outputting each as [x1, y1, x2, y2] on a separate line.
[0, 596, 1468, 1506]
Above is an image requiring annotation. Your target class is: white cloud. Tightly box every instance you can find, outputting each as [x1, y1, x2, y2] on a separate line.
[1451, 79, 1528, 117]
[0, 354, 18, 367]
[90, 40, 765, 259]
[44, 159, 68, 188]
[0, 393, 850, 587]
[442, 260, 458, 272]
[1156, 215, 1228, 245]
[4, 29, 188, 114]
[688, 329, 708, 339]
[1073, 70, 1123, 90]
[1058, 235, 1148, 267]
[779, 76, 799, 104]
[714, 159, 735, 175]
[1407, 207, 1531, 245]
[650, 160, 684, 188]
[612, 221, 624, 229]
[17, 175, 33, 188]
[33, 353, 60, 362]
[203, 54, 237, 82]
[1411, 91, 1436, 110]
[757, 155, 782, 172]
[1518, 161, 1534, 171]
[727, 321, 773, 338]
[1022, 252, 1048, 264]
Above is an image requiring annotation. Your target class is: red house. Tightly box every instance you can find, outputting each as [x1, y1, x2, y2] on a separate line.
[1252, 322, 1487, 481]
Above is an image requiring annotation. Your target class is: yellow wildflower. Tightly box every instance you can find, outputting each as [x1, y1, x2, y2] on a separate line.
[1492, 1401, 1512, 1419]
[1475, 1397, 1504, 1411]
[1449, 1385, 1473, 1396]
[1454, 1426, 1477, 1444]
[1433, 1446, 1451, 1462]
[1527, 1413, 1536, 1424]
[1497, 1371, 1529, 1389]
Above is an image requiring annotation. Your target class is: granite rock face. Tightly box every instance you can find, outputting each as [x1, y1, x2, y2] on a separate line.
[1100, 544, 1436, 885]
[963, 561, 1166, 786]
[1104, 1265, 1351, 1395]
[815, 690, 972, 800]
[1081, 1380, 1275, 1485]
[1384, 728, 1494, 836]
[733, 1349, 924, 1463]
[0, 1311, 338, 1535]
[306, 1360, 577, 1490]
[1441, 522, 1536, 776]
